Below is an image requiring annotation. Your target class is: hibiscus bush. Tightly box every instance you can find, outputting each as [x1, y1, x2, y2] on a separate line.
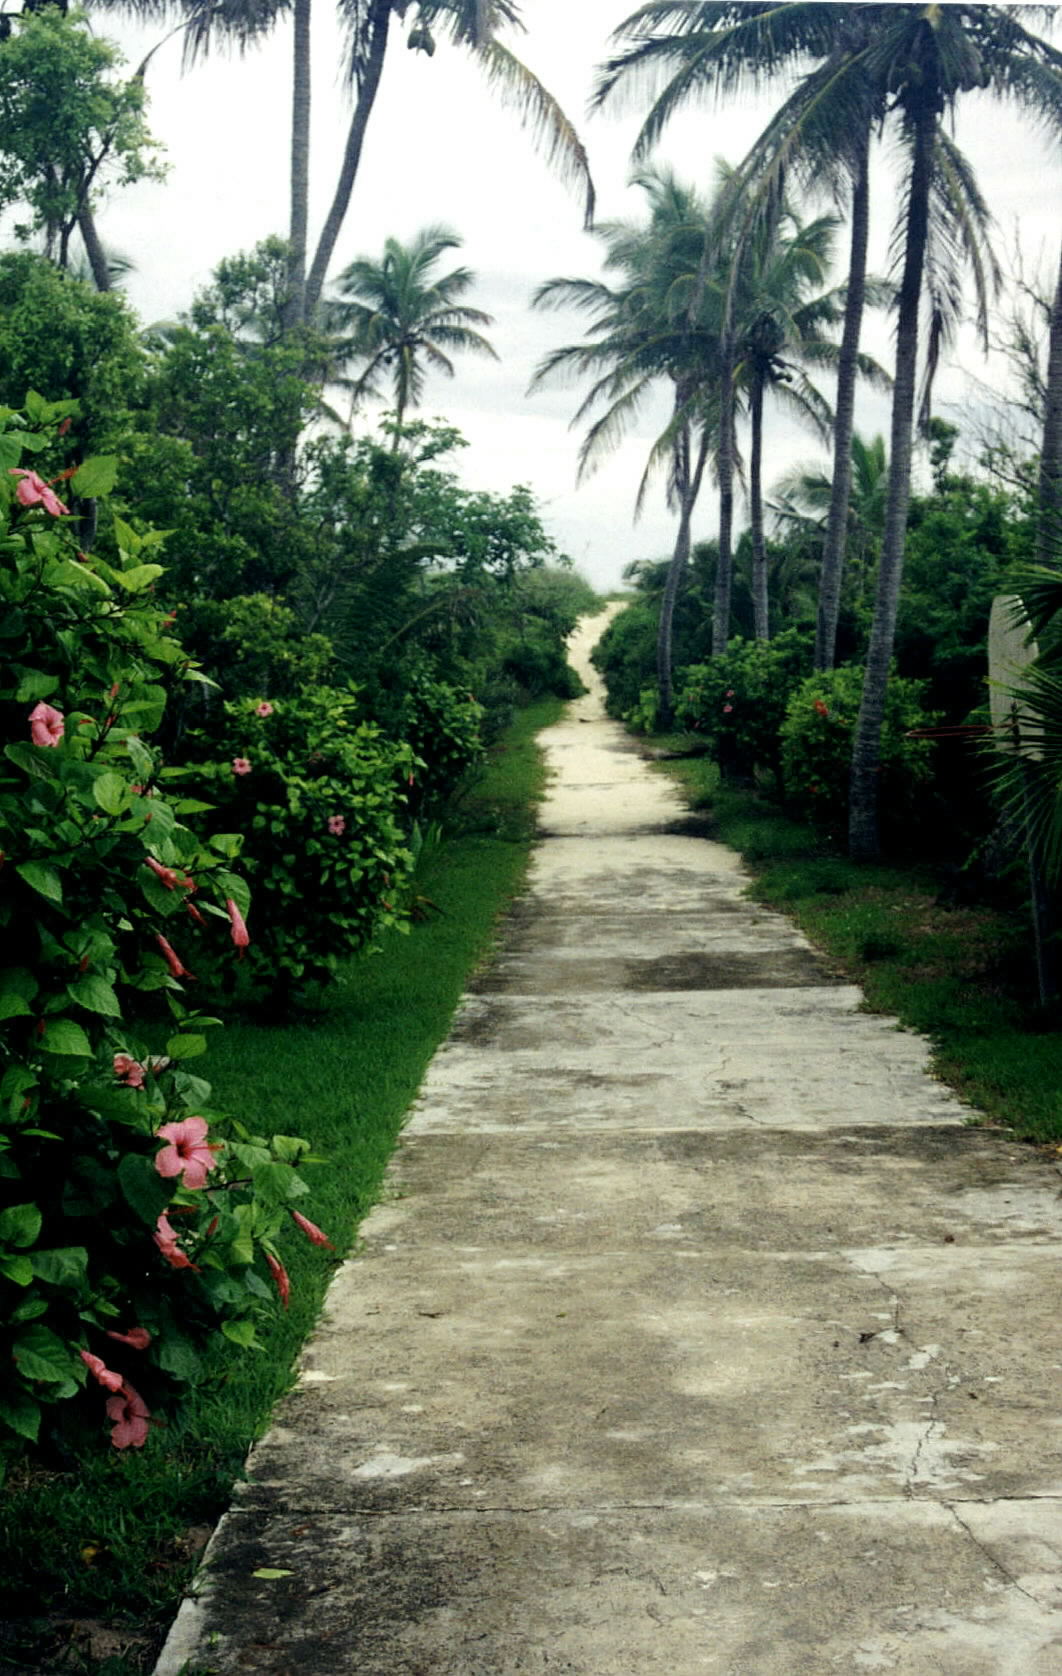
[368, 668, 484, 818]
[0, 397, 333, 1455]
[675, 630, 812, 783]
[172, 688, 414, 1008]
[779, 664, 938, 836]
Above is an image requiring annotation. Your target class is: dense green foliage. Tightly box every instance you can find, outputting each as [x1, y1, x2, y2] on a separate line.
[0, 401, 334, 1459]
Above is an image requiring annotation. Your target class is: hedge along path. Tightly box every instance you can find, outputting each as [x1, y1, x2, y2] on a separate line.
[156, 609, 1062, 1675]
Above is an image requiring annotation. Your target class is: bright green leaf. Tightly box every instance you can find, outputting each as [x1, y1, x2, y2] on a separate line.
[16, 861, 62, 904]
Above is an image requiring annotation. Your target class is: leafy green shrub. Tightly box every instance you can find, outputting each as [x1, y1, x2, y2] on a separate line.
[0, 399, 331, 1455]
[625, 684, 660, 735]
[675, 630, 812, 780]
[780, 664, 938, 836]
[393, 671, 484, 811]
[176, 689, 414, 1005]
[500, 629, 584, 701]
[590, 599, 657, 718]
[178, 593, 334, 702]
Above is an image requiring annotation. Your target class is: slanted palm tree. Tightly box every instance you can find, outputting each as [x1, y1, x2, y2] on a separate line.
[325, 225, 498, 444]
[531, 168, 724, 726]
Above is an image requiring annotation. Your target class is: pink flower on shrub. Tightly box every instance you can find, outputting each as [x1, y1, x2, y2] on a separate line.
[722, 704, 733, 714]
[79, 1350, 124, 1393]
[226, 898, 249, 954]
[813, 699, 830, 718]
[156, 934, 194, 980]
[291, 1210, 335, 1250]
[10, 468, 69, 517]
[255, 702, 274, 718]
[725, 690, 735, 698]
[105, 1382, 151, 1449]
[114, 1052, 147, 1088]
[145, 856, 193, 893]
[327, 815, 346, 835]
[29, 701, 65, 747]
[154, 1212, 199, 1271]
[155, 1115, 221, 1190]
[265, 1251, 291, 1309]
[186, 901, 206, 926]
[106, 1326, 151, 1350]
[232, 757, 252, 775]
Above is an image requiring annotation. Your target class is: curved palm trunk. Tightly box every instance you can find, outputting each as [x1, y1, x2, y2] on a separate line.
[848, 102, 934, 862]
[77, 204, 111, 292]
[303, 0, 392, 321]
[284, 0, 312, 328]
[712, 333, 736, 657]
[1037, 238, 1062, 568]
[657, 424, 710, 728]
[815, 125, 870, 670]
[749, 371, 769, 640]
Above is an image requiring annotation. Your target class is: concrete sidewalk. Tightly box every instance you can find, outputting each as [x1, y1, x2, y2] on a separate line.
[157, 611, 1062, 1675]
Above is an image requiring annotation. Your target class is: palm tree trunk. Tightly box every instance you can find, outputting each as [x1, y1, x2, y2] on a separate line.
[285, 0, 312, 328]
[1037, 238, 1062, 568]
[77, 204, 111, 292]
[303, 0, 391, 321]
[712, 334, 736, 656]
[749, 372, 769, 640]
[815, 125, 870, 670]
[657, 426, 711, 729]
[848, 103, 934, 862]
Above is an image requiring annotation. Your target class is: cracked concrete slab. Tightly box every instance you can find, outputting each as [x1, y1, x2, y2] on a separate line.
[154, 610, 1062, 1675]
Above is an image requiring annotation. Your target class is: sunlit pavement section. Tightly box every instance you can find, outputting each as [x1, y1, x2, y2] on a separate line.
[156, 610, 1062, 1676]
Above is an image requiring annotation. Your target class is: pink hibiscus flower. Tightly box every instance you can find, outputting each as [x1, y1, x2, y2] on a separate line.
[255, 702, 274, 718]
[113, 1052, 147, 1089]
[327, 815, 346, 836]
[291, 1210, 335, 1250]
[154, 1212, 199, 1271]
[154, 1115, 221, 1190]
[105, 1382, 151, 1449]
[232, 757, 252, 775]
[79, 1350, 124, 1393]
[29, 702, 64, 747]
[10, 468, 69, 517]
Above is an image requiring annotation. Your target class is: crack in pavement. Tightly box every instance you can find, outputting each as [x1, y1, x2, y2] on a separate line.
[946, 1504, 1044, 1607]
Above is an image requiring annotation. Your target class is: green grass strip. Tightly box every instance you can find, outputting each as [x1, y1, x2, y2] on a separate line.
[657, 751, 1062, 1148]
[0, 696, 562, 1675]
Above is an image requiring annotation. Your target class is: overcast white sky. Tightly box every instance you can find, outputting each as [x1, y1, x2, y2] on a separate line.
[94, 0, 1062, 591]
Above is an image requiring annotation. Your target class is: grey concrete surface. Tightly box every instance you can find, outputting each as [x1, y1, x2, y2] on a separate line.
[156, 611, 1062, 1675]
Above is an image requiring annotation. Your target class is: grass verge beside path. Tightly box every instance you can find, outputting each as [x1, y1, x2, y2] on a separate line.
[0, 696, 562, 1676]
[656, 749, 1062, 1148]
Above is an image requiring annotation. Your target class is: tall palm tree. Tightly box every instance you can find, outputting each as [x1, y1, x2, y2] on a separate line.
[728, 203, 848, 640]
[598, 2, 1062, 857]
[531, 167, 723, 725]
[325, 225, 497, 443]
[595, 3, 875, 666]
[89, 0, 594, 327]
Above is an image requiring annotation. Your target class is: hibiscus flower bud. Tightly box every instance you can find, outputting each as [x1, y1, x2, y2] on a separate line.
[291, 1210, 335, 1250]
[226, 898, 250, 954]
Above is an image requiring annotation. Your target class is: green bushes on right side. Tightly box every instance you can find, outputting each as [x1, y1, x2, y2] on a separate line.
[779, 665, 938, 837]
[675, 629, 813, 782]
